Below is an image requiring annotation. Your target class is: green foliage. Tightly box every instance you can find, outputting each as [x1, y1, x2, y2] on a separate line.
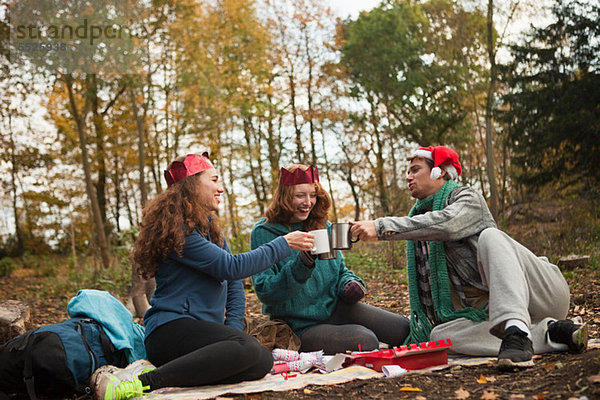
[0, 257, 16, 277]
[345, 241, 407, 284]
[501, 0, 600, 194]
[340, 0, 487, 146]
[228, 233, 251, 254]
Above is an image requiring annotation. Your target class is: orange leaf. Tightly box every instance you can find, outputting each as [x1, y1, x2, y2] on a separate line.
[399, 387, 422, 391]
[477, 375, 488, 384]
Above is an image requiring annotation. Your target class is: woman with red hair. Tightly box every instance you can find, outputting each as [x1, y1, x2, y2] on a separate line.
[251, 164, 410, 354]
[91, 154, 314, 399]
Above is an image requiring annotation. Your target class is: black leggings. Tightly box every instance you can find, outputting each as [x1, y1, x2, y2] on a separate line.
[299, 301, 410, 355]
[140, 318, 273, 390]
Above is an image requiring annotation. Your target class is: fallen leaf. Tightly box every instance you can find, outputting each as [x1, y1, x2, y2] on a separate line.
[455, 387, 470, 399]
[303, 389, 313, 394]
[588, 375, 600, 383]
[480, 390, 500, 400]
[533, 393, 545, 400]
[509, 395, 526, 399]
[543, 361, 564, 370]
[487, 376, 497, 383]
[400, 387, 422, 391]
[415, 397, 427, 400]
[477, 375, 488, 384]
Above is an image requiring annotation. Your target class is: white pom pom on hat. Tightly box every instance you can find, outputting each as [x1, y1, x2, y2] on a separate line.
[411, 146, 462, 180]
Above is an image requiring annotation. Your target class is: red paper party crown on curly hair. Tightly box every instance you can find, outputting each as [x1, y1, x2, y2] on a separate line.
[164, 152, 214, 187]
[279, 165, 319, 186]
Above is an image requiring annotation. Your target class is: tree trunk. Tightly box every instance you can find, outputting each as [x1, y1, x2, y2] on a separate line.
[89, 75, 108, 228]
[129, 80, 155, 318]
[371, 100, 389, 215]
[130, 86, 148, 206]
[320, 128, 337, 221]
[303, 28, 317, 166]
[65, 74, 111, 270]
[265, 91, 281, 196]
[485, 0, 500, 221]
[243, 117, 266, 216]
[288, 69, 305, 163]
[8, 114, 24, 256]
[340, 142, 361, 220]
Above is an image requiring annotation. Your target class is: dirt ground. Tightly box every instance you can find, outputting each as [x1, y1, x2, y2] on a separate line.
[238, 273, 600, 400]
[3, 263, 599, 400]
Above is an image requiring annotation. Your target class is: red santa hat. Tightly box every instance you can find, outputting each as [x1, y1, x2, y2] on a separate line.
[412, 146, 462, 180]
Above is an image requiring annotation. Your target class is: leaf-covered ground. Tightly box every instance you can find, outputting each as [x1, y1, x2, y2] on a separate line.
[240, 271, 600, 400]
[2, 264, 599, 400]
[1, 199, 598, 399]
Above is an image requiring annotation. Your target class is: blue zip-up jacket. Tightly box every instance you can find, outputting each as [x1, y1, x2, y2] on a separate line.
[143, 227, 291, 339]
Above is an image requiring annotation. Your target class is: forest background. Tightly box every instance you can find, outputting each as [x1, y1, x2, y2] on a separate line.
[0, 0, 598, 317]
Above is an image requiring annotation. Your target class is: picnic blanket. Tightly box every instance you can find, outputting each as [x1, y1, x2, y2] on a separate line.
[133, 338, 599, 400]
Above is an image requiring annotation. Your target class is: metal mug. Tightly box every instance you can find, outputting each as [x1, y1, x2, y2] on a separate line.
[330, 222, 359, 250]
[318, 234, 338, 260]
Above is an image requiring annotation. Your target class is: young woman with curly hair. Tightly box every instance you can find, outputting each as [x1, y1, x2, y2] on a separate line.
[250, 164, 410, 355]
[91, 154, 314, 400]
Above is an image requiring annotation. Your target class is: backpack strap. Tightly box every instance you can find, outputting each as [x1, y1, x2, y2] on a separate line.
[97, 323, 118, 365]
[22, 331, 39, 400]
[74, 320, 98, 375]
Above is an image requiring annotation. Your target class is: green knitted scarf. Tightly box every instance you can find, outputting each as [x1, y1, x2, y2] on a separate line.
[404, 180, 488, 344]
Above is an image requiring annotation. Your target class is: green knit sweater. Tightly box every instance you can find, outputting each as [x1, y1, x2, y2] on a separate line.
[250, 218, 363, 335]
[405, 180, 488, 344]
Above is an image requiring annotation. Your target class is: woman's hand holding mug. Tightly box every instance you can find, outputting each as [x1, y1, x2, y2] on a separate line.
[283, 231, 315, 251]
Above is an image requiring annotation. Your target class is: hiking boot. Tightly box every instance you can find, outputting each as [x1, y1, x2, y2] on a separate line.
[497, 326, 534, 371]
[547, 319, 589, 353]
[91, 362, 152, 400]
[115, 359, 156, 381]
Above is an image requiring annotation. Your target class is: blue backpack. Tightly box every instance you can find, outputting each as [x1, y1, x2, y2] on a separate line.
[0, 317, 127, 398]
[0, 290, 146, 399]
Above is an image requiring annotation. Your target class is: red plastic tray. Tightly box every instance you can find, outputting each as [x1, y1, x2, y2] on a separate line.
[343, 338, 452, 371]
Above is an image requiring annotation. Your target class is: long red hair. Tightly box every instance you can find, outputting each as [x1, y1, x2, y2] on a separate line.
[264, 164, 331, 231]
[132, 169, 223, 279]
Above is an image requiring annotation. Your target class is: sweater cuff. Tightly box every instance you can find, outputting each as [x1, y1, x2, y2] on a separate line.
[292, 256, 315, 282]
[374, 218, 384, 238]
[298, 250, 317, 267]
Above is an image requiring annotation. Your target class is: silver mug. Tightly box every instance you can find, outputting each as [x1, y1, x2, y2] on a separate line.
[318, 233, 338, 260]
[331, 222, 359, 250]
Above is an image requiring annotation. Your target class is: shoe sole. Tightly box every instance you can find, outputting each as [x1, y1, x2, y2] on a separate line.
[90, 364, 120, 399]
[497, 358, 535, 371]
[570, 323, 589, 353]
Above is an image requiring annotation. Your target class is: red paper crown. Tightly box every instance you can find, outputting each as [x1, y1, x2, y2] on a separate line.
[164, 152, 214, 187]
[279, 165, 319, 186]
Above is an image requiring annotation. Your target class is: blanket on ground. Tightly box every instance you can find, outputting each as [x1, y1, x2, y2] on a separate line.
[133, 339, 599, 400]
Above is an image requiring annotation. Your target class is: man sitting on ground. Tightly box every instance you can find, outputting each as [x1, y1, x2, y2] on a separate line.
[350, 145, 588, 370]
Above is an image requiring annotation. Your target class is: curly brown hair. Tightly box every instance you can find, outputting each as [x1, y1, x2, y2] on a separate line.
[132, 170, 223, 279]
[264, 164, 331, 231]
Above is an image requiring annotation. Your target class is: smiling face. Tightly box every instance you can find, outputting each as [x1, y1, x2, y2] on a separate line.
[406, 158, 445, 199]
[288, 183, 317, 223]
[195, 168, 224, 212]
